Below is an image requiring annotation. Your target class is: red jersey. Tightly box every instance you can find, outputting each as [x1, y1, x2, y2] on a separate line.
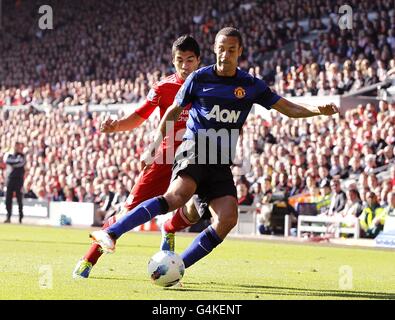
[121, 73, 191, 210]
[135, 73, 190, 143]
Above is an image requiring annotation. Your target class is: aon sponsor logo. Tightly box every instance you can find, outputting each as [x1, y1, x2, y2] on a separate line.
[205, 105, 241, 123]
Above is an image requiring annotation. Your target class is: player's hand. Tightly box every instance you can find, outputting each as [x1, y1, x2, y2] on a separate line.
[100, 118, 119, 133]
[141, 146, 154, 170]
[318, 103, 339, 116]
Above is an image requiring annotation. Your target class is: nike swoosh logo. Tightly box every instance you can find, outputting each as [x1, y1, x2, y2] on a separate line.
[203, 88, 214, 92]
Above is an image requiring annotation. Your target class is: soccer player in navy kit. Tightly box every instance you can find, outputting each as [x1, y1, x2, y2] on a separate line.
[91, 27, 339, 270]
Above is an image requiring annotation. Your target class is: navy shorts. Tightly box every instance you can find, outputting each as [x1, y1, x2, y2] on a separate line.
[171, 140, 237, 204]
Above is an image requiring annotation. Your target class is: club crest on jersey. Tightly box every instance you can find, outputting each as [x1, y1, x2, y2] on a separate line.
[234, 87, 246, 99]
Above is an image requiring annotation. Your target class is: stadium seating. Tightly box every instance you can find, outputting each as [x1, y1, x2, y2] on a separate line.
[1, 0, 394, 238]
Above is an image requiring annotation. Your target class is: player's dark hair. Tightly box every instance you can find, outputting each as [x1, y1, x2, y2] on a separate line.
[172, 35, 200, 59]
[215, 27, 243, 48]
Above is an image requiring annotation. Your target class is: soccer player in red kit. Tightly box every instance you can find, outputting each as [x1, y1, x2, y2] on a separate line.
[73, 35, 202, 278]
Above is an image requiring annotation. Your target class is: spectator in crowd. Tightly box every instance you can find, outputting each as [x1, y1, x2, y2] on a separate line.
[364, 154, 377, 174]
[316, 179, 332, 215]
[338, 155, 351, 179]
[76, 186, 89, 202]
[384, 191, 395, 218]
[108, 181, 130, 217]
[304, 174, 319, 198]
[93, 181, 115, 226]
[329, 154, 341, 178]
[359, 192, 386, 238]
[339, 188, 364, 219]
[84, 182, 97, 203]
[50, 186, 64, 202]
[250, 181, 263, 207]
[380, 180, 393, 207]
[369, 128, 387, 154]
[365, 67, 379, 86]
[349, 155, 363, 178]
[23, 179, 37, 199]
[327, 179, 347, 216]
[288, 174, 304, 197]
[274, 172, 289, 195]
[377, 145, 394, 167]
[256, 176, 273, 234]
[237, 181, 254, 206]
[36, 188, 47, 202]
[112, 182, 129, 206]
[64, 186, 78, 202]
[367, 174, 381, 196]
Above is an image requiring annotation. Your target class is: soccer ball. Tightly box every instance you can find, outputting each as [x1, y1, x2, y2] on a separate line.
[147, 250, 185, 287]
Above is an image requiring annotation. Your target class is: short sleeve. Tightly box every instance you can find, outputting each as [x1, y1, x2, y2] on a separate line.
[254, 79, 281, 110]
[135, 85, 161, 119]
[175, 72, 196, 108]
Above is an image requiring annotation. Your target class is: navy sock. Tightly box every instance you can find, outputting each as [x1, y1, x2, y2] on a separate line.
[106, 196, 169, 239]
[181, 225, 223, 268]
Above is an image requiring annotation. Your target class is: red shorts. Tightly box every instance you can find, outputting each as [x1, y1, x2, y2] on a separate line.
[123, 161, 173, 211]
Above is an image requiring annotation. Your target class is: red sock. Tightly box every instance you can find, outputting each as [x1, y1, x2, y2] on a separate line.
[84, 215, 117, 265]
[164, 207, 193, 233]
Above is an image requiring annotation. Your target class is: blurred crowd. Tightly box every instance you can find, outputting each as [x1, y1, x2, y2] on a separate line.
[1, 0, 395, 108]
[1, 0, 395, 236]
[0, 106, 156, 222]
[232, 99, 395, 238]
[1, 100, 394, 235]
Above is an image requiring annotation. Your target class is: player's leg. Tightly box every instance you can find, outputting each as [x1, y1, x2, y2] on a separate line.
[179, 164, 238, 268]
[160, 198, 197, 251]
[163, 197, 202, 233]
[81, 193, 141, 266]
[15, 183, 24, 224]
[92, 140, 204, 252]
[74, 164, 171, 278]
[73, 207, 128, 279]
[73, 207, 126, 278]
[90, 173, 197, 253]
[4, 184, 13, 223]
[160, 196, 204, 251]
[180, 195, 238, 268]
[160, 140, 205, 250]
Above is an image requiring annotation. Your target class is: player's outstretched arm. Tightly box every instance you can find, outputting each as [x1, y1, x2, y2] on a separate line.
[272, 97, 339, 118]
[100, 112, 146, 133]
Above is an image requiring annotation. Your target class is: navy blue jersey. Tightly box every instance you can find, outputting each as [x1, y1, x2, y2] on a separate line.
[175, 65, 281, 164]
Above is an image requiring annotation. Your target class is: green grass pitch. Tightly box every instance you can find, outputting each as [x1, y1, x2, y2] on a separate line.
[0, 224, 394, 300]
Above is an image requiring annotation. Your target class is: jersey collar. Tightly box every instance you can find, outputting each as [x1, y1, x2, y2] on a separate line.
[175, 72, 185, 84]
[212, 64, 239, 79]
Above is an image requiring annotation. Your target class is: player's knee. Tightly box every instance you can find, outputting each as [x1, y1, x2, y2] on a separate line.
[217, 212, 238, 231]
[184, 203, 200, 224]
[163, 193, 189, 212]
[185, 212, 200, 224]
